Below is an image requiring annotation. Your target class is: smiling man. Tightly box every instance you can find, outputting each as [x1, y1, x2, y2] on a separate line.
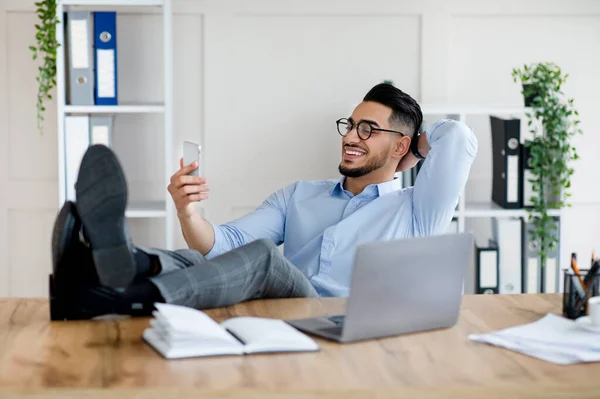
[50, 83, 477, 319]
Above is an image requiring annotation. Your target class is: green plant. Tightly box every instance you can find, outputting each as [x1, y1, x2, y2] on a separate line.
[512, 62, 582, 270]
[29, 0, 60, 134]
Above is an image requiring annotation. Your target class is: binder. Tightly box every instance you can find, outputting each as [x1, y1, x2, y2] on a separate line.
[522, 141, 535, 208]
[543, 217, 561, 293]
[490, 116, 522, 209]
[64, 116, 90, 201]
[521, 218, 541, 293]
[89, 116, 113, 147]
[66, 11, 94, 105]
[476, 240, 499, 294]
[492, 217, 522, 294]
[94, 12, 118, 105]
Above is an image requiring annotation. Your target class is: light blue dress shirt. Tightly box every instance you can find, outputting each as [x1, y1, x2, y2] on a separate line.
[206, 119, 478, 297]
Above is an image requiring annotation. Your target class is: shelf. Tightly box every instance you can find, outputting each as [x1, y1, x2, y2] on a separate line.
[459, 202, 562, 218]
[126, 201, 167, 218]
[63, 104, 165, 114]
[421, 105, 531, 115]
[61, 0, 164, 6]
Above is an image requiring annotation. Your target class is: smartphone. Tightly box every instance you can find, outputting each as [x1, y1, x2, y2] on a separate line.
[183, 141, 201, 176]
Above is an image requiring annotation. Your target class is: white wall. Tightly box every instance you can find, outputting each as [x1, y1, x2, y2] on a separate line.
[1, 0, 599, 297]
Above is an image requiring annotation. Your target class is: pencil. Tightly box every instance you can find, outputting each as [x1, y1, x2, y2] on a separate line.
[571, 254, 586, 294]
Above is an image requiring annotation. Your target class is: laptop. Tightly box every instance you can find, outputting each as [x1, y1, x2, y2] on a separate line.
[286, 232, 474, 343]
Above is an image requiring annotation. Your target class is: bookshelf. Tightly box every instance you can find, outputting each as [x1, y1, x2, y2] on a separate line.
[421, 104, 566, 293]
[55, 0, 175, 248]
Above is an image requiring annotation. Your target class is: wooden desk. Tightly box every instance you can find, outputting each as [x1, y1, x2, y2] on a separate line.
[0, 294, 598, 398]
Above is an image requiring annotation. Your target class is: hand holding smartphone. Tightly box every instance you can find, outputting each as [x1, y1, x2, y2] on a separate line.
[183, 141, 202, 176]
[168, 141, 208, 218]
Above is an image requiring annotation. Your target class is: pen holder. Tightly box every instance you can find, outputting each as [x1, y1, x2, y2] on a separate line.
[562, 269, 600, 319]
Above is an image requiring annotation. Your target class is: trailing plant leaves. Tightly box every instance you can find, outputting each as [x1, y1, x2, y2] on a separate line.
[30, 0, 59, 135]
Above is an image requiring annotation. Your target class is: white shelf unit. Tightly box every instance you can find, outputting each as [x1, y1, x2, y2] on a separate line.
[56, 0, 174, 249]
[63, 104, 165, 114]
[421, 105, 565, 292]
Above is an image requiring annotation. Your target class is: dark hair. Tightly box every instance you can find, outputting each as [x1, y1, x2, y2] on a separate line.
[363, 83, 422, 139]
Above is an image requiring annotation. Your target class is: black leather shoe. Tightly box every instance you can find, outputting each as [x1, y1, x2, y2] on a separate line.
[51, 201, 81, 277]
[75, 144, 136, 289]
[50, 201, 98, 285]
[49, 200, 156, 321]
[49, 275, 155, 321]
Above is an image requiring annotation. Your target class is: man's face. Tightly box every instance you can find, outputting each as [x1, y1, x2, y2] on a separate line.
[338, 101, 399, 178]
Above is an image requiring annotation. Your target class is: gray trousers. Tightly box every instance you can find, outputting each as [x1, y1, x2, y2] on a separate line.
[139, 239, 318, 309]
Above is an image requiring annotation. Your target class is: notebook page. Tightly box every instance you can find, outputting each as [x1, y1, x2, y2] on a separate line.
[143, 328, 244, 359]
[221, 317, 319, 354]
[149, 319, 238, 347]
[153, 303, 238, 345]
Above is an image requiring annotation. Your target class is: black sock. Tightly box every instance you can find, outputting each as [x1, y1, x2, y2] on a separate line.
[133, 248, 161, 278]
[124, 279, 165, 304]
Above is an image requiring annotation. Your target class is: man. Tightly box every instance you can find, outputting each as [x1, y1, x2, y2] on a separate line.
[49, 83, 477, 320]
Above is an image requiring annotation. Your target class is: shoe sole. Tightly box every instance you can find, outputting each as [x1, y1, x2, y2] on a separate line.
[75, 145, 136, 289]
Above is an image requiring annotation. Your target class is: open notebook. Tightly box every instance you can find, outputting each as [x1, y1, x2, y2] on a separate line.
[142, 303, 320, 359]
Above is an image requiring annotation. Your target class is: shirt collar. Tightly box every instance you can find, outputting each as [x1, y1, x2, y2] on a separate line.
[329, 178, 346, 196]
[329, 177, 403, 197]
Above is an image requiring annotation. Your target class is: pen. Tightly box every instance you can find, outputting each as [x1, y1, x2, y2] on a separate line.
[575, 264, 599, 311]
[570, 253, 586, 298]
[583, 260, 600, 289]
[575, 281, 596, 311]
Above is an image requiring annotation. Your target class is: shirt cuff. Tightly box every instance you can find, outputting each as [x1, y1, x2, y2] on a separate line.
[425, 119, 448, 144]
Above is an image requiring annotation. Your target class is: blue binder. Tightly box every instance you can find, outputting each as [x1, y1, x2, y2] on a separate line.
[93, 12, 118, 105]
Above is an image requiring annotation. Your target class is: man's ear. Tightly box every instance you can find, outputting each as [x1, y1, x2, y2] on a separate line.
[391, 135, 411, 160]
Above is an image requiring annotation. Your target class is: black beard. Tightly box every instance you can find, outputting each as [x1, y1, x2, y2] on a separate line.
[338, 151, 387, 178]
[339, 163, 375, 178]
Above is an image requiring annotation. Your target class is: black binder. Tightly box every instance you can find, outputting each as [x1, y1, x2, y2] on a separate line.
[521, 141, 535, 208]
[475, 240, 499, 294]
[490, 116, 522, 209]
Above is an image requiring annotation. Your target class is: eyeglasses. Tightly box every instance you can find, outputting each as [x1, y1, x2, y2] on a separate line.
[336, 118, 406, 140]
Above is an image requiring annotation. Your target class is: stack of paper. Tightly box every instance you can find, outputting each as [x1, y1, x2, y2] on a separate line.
[468, 313, 600, 365]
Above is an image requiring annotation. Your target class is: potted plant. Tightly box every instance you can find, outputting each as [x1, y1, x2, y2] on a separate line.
[512, 62, 582, 276]
[29, 0, 60, 134]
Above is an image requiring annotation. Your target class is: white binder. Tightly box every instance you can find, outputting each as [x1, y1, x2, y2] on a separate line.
[522, 218, 541, 293]
[89, 116, 113, 147]
[64, 116, 90, 201]
[493, 217, 523, 294]
[543, 217, 561, 293]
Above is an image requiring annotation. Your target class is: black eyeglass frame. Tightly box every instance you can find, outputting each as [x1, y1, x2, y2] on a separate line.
[336, 118, 407, 140]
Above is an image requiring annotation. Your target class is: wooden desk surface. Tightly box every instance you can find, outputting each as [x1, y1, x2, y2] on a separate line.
[0, 294, 599, 398]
